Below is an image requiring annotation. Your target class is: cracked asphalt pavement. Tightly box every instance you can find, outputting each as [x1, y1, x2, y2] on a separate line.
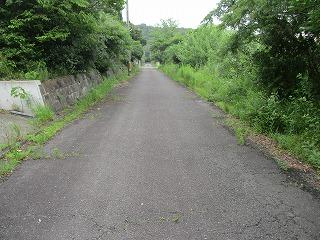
[0, 68, 319, 239]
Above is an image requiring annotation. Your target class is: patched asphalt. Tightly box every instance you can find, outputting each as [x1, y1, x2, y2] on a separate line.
[0, 68, 319, 239]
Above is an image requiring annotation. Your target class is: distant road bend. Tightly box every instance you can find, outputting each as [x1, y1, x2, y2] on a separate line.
[0, 67, 319, 239]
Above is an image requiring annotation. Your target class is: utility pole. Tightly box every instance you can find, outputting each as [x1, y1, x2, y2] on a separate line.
[126, 0, 129, 26]
[126, 0, 132, 75]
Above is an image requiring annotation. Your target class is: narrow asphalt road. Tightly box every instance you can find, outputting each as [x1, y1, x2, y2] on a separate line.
[0, 68, 319, 240]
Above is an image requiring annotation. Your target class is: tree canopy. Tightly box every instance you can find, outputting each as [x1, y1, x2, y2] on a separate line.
[149, 19, 189, 64]
[207, 0, 320, 98]
[0, 0, 143, 79]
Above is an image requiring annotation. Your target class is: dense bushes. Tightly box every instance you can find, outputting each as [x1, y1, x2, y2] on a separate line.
[209, 0, 320, 98]
[0, 0, 142, 80]
[149, 19, 186, 64]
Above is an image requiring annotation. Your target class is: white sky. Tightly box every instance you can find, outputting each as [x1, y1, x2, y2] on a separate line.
[122, 0, 220, 28]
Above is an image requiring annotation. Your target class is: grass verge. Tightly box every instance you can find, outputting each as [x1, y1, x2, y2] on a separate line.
[0, 68, 138, 177]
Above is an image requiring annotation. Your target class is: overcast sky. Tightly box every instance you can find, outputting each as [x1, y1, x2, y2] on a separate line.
[122, 0, 220, 28]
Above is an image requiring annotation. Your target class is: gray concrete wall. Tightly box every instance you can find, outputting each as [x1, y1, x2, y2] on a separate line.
[0, 81, 45, 115]
[40, 70, 103, 112]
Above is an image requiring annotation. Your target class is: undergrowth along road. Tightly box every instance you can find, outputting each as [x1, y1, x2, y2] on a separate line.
[161, 64, 320, 174]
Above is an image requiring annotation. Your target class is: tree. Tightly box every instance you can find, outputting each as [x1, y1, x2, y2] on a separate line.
[173, 26, 232, 68]
[150, 19, 183, 63]
[130, 24, 147, 46]
[0, 0, 133, 79]
[209, 0, 320, 98]
[128, 24, 145, 62]
[94, 13, 132, 73]
[90, 0, 125, 18]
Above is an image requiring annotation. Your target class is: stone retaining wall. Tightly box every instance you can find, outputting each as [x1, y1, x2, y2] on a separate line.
[0, 67, 126, 115]
[40, 70, 103, 112]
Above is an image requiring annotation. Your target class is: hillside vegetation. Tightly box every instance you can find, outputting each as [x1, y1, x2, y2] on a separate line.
[151, 2, 320, 170]
[136, 21, 190, 62]
[0, 0, 144, 80]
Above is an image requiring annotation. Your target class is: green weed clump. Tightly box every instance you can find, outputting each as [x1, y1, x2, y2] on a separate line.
[32, 105, 55, 125]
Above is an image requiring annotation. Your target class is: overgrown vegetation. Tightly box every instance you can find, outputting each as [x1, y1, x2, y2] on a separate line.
[32, 105, 55, 125]
[151, 2, 320, 170]
[0, 0, 143, 80]
[0, 68, 138, 176]
[136, 21, 190, 63]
